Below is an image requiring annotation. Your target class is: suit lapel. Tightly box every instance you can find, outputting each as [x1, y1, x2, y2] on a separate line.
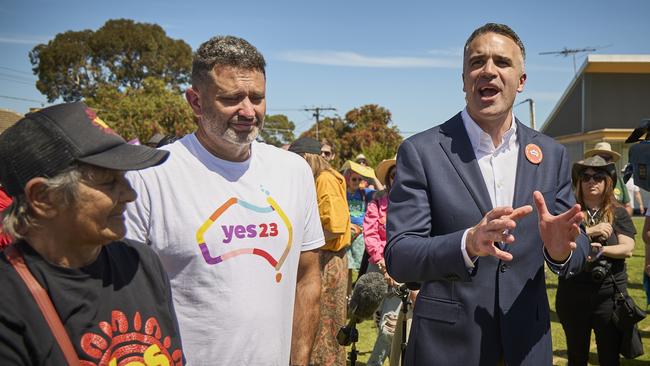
[439, 113, 493, 216]
[512, 120, 540, 208]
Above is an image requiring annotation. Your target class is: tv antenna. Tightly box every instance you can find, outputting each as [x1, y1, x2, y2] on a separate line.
[539, 46, 610, 74]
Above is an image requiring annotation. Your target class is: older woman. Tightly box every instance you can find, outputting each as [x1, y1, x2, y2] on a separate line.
[0, 102, 183, 365]
[556, 155, 636, 366]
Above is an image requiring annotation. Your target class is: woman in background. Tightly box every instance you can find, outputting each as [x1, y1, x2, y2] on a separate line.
[556, 155, 636, 366]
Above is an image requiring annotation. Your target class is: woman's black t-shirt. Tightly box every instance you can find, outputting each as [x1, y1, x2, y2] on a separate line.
[563, 206, 636, 286]
[0, 240, 184, 365]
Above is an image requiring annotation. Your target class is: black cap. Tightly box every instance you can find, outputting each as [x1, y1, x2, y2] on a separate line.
[0, 102, 169, 196]
[288, 137, 321, 154]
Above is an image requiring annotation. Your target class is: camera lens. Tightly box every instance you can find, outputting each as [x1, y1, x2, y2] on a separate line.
[588, 259, 611, 282]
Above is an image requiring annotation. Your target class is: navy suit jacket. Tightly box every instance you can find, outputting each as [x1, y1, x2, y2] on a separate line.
[385, 113, 590, 365]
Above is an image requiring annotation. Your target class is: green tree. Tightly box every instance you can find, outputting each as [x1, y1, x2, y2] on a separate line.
[85, 77, 195, 141]
[301, 104, 402, 168]
[342, 104, 402, 165]
[30, 19, 192, 102]
[260, 114, 295, 147]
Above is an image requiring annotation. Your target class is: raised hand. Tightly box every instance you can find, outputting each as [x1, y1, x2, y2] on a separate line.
[466, 205, 533, 261]
[533, 190, 583, 262]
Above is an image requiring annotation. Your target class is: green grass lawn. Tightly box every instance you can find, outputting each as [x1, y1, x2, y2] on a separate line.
[347, 216, 650, 366]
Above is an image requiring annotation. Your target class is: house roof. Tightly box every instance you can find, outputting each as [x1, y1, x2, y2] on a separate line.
[541, 54, 650, 133]
[0, 109, 23, 134]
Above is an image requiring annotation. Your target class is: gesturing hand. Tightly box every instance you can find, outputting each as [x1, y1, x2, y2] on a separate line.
[466, 205, 533, 261]
[533, 190, 583, 262]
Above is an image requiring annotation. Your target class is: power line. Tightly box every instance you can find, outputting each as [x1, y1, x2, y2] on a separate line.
[304, 107, 336, 140]
[0, 94, 46, 104]
[0, 72, 35, 83]
[267, 108, 306, 112]
[0, 77, 34, 86]
[0, 66, 34, 76]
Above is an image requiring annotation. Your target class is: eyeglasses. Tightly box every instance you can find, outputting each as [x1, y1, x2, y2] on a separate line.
[580, 171, 607, 183]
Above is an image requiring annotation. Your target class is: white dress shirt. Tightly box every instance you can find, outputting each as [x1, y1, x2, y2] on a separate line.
[460, 108, 518, 268]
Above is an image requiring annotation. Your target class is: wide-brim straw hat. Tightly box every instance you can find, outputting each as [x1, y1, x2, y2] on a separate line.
[571, 155, 617, 187]
[584, 141, 620, 162]
[375, 157, 396, 185]
[340, 160, 377, 180]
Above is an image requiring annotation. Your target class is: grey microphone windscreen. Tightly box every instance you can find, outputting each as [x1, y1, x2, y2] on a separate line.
[349, 272, 386, 320]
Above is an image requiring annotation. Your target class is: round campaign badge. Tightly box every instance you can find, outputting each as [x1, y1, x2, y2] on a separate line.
[525, 143, 543, 164]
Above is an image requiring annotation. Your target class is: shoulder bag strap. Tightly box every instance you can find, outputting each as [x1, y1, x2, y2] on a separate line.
[4, 245, 80, 366]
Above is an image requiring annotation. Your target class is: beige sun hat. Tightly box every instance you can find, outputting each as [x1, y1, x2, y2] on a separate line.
[375, 157, 396, 185]
[584, 141, 621, 162]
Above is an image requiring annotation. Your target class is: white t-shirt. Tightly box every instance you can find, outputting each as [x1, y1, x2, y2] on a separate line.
[625, 177, 640, 209]
[125, 134, 324, 366]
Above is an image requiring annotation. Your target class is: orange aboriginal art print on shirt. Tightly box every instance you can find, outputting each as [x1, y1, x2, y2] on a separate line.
[79, 310, 183, 366]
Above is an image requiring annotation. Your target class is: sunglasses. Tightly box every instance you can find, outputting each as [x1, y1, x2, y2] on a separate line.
[580, 171, 607, 183]
[350, 177, 362, 182]
[321, 150, 332, 157]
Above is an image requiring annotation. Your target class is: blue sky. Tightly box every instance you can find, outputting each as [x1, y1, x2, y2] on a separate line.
[1, 0, 649, 137]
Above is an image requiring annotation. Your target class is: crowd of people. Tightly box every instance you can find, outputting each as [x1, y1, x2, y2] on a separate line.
[0, 23, 647, 366]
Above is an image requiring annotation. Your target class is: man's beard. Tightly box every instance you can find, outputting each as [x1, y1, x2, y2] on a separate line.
[205, 115, 262, 145]
[223, 124, 259, 145]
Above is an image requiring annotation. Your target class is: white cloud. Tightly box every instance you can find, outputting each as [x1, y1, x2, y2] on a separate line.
[278, 50, 459, 69]
[427, 48, 463, 57]
[0, 36, 49, 45]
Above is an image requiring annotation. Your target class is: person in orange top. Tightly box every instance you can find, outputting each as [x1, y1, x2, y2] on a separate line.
[290, 137, 351, 366]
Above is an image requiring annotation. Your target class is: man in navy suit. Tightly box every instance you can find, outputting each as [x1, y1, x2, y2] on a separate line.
[385, 23, 591, 365]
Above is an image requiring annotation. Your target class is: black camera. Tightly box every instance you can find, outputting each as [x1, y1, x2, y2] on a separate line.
[625, 118, 650, 190]
[585, 237, 613, 282]
[585, 258, 612, 282]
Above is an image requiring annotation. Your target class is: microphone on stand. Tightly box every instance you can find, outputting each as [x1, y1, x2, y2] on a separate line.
[336, 272, 386, 346]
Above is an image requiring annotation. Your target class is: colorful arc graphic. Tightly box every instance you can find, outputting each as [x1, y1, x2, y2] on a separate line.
[195, 195, 293, 282]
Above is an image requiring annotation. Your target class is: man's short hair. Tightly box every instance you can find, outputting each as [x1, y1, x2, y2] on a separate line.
[191, 35, 266, 88]
[464, 23, 526, 61]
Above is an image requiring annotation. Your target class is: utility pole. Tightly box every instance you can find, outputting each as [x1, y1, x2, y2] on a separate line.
[304, 107, 336, 140]
[515, 98, 536, 130]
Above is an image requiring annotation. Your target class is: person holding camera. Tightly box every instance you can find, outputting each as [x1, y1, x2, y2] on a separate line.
[556, 155, 636, 365]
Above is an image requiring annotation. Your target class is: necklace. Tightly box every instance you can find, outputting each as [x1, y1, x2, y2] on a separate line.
[586, 207, 600, 226]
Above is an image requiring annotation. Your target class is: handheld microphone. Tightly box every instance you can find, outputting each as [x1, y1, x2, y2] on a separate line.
[336, 272, 386, 346]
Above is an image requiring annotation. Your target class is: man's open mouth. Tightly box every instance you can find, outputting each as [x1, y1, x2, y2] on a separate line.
[479, 86, 500, 98]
